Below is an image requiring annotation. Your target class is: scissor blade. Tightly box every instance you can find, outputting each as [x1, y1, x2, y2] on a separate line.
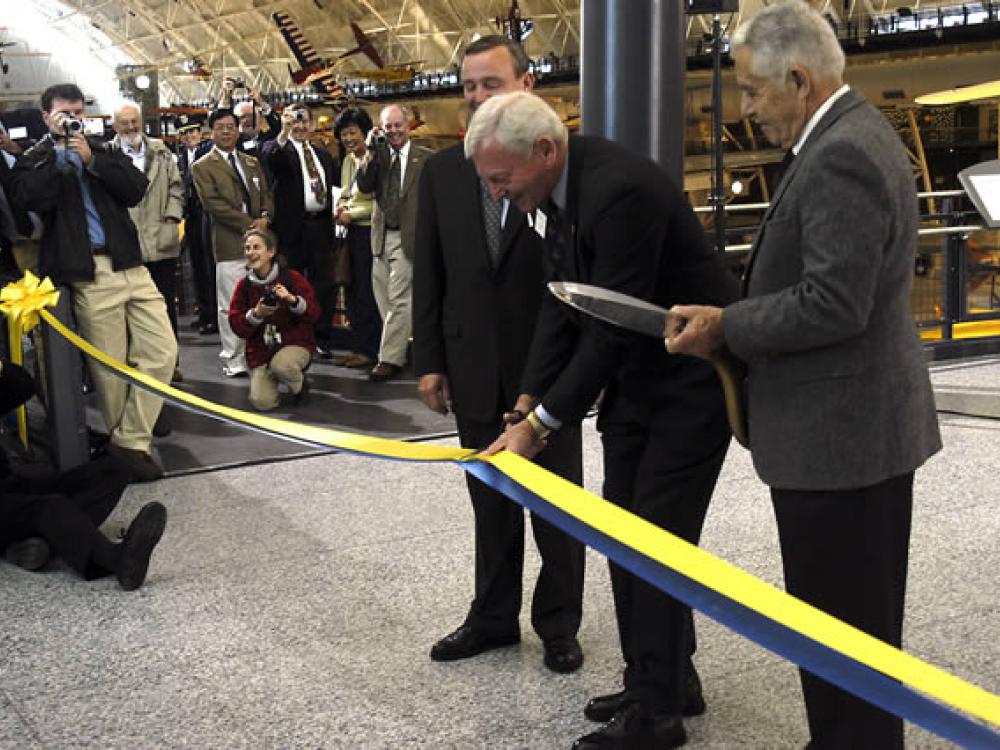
[548, 282, 671, 339]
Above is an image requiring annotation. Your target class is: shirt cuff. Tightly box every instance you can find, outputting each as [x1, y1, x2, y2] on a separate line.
[534, 404, 563, 431]
[246, 309, 264, 326]
[289, 296, 307, 315]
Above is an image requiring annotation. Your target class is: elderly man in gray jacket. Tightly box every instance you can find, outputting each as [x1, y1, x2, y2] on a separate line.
[666, 2, 941, 748]
[111, 102, 184, 346]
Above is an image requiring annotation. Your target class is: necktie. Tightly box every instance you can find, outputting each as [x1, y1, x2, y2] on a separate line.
[228, 152, 252, 213]
[383, 149, 401, 229]
[302, 143, 327, 206]
[480, 180, 502, 268]
[545, 200, 571, 280]
[774, 149, 795, 185]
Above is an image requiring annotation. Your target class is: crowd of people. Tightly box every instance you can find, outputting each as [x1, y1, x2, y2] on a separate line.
[0, 2, 942, 747]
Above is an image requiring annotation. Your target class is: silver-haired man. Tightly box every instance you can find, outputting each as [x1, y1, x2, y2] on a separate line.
[667, 1, 941, 746]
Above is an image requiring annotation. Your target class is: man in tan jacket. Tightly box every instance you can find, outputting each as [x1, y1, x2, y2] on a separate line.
[193, 108, 273, 377]
[111, 101, 184, 388]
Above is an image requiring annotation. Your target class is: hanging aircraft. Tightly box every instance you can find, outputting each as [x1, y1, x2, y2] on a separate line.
[495, 0, 534, 44]
[271, 11, 346, 106]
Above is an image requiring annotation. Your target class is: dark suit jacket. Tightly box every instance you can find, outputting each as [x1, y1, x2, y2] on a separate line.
[723, 90, 941, 489]
[413, 143, 550, 423]
[260, 138, 338, 247]
[523, 135, 737, 455]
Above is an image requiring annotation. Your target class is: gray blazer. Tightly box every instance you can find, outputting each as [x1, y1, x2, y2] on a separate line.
[723, 89, 941, 490]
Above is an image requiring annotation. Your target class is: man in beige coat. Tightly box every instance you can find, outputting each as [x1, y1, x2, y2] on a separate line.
[111, 102, 184, 385]
[193, 108, 273, 377]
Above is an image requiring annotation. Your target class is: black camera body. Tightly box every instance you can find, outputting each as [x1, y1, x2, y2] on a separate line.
[293, 109, 306, 123]
[262, 286, 279, 306]
[372, 131, 388, 146]
[62, 118, 84, 137]
[229, 77, 247, 89]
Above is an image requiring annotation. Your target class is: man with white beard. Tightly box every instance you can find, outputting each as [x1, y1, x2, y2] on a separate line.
[111, 101, 184, 386]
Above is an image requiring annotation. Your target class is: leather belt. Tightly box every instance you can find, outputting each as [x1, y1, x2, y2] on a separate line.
[92, 245, 107, 255]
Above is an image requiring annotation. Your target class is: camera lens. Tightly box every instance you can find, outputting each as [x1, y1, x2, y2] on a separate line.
[293, 110, 306, 122]
[64, 118, 83, 135]
[373, 132, 387, 146]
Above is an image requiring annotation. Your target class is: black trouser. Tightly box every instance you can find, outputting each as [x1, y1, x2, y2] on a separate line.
[771, 472, 913, 750]
[284, 215, 336, 345]
[456, 413, 585, 642]
[185, 205, 215, 326]
[0, 456, 130, 579]
[145, 258, 179, 335]
[601, 428, 729, 714]
[345, 225, 381, 360]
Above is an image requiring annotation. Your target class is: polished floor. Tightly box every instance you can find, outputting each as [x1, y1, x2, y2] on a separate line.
[2, 334, 999, 748]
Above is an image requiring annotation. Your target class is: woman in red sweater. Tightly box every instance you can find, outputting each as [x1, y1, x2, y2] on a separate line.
[229, 229, 320, 410]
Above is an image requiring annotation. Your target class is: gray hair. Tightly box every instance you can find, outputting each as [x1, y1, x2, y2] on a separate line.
[731, 0, 845, 83]
[464, 92, 567, 160]
[114, 100, 142, 120]
[379, 103, 409, 123]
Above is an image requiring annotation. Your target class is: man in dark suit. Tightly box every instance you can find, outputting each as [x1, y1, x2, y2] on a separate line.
[217, 78, 280, 160]
[666, 2, 942, 748]
[413, 36, 586, 675]
[176, 119, 217, 335]
[471, 92, 737, 749]
[261, 103, 339, 353]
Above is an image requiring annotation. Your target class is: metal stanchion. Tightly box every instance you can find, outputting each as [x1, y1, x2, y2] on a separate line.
[39, 287, 88, 471]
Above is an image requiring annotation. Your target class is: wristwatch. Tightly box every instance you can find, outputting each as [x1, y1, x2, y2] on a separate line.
[525, 410, 553, 441]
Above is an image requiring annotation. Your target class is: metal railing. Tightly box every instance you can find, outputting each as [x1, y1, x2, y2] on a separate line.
[697, 190, 1000, 342]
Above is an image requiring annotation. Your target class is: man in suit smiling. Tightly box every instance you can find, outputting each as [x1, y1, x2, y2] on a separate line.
[192, 108, 273, 378]
[413, 36, 586, 676]
[470, 91, 736, 749]
[666, 2, 941, 747]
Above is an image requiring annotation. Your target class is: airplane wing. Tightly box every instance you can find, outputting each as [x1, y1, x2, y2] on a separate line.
[271, 11, 345, 104]
[340, 22, 385, 70]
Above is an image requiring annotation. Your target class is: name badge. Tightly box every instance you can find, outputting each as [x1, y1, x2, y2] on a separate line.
[534, 208, 548, 239]
[243, 139, 257, 151]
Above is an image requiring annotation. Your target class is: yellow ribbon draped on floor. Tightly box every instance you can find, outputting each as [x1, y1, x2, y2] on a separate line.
[2, 272, 999, 733]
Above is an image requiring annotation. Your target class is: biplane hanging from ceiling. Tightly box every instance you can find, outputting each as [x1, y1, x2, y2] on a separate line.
[271, 11, 346, 105]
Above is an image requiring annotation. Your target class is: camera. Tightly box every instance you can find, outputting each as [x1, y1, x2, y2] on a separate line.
[293, 109, 306, 122]
[262, 287, 279, 306]
[62, 117, 84, 137]
[227, 77, 247, 89]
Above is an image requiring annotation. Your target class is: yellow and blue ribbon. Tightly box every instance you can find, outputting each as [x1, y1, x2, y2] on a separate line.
[4, 272, 1000, 746]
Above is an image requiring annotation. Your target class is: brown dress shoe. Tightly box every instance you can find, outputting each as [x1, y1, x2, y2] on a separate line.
[107, 444, 164, 483]
[369, 362, 401, 382]
[343, 353, 376, 369]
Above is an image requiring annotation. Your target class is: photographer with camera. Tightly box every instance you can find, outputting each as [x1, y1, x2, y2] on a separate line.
[10, 83, 176, 483]
[356, 104, 432, 382]
[218, 77, 279, 159]
[260, 103, 338, 358]
[228, 228, 319, 411]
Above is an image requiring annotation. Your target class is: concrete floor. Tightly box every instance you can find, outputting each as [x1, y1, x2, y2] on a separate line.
[1, 347, 999, 748]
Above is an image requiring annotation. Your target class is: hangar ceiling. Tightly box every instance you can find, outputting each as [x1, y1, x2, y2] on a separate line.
[2, 0, 972, 106]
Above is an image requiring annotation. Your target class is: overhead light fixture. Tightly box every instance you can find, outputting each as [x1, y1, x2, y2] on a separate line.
[134, 74, 150, 90]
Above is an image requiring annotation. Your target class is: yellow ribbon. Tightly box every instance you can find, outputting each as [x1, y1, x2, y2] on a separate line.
[2, 272, 999, 732]
[0, 271, 60, 449]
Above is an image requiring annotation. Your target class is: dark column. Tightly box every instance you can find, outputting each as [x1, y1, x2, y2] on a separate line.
[40, 290, 88, 471]
[581, 0, 686, 185]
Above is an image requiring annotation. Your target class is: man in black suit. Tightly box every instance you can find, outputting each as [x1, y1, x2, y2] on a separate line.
[218, 78, 280, 160]
[261, 103, 339, 352]
[472, 92, 737, 749]
[413, 36, 586, 675]
[176, 119, 217, 335]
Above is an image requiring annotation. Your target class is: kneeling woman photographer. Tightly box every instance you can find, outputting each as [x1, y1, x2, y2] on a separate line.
[229, 229, 320, 410]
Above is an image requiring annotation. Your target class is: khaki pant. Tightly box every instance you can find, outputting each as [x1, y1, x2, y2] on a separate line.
[249, 345, 311, 411]
[217, 259, 248, 374]
[71, 256, 177, 452]
[372, 228, 412, 367]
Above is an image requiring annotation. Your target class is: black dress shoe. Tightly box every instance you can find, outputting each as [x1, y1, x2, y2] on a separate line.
[5, 537, 51, 571]
[152, 409, 172, 438]
[198, 322, 218, 335]
[543, 636, 583, 673]
[584, 665, 705, 722]
[293, 378, 310, 406]
[116, 502, 167, 591]
[573, 703, 686, 750]
[429, 624, 520, 662]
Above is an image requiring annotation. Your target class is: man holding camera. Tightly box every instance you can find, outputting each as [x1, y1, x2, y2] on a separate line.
[10, 83, 177, 483]
[218, 78, 280, 159]
[356, 104, 431, 382]
[260, 103, 338, 356]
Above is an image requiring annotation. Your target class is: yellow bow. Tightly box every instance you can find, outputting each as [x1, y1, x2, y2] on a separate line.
[0, 270, 61, 333]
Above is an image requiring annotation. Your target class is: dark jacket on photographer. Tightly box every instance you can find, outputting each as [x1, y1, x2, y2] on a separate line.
[9, 134, 147, 284]
[228, 264, 320, 369]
